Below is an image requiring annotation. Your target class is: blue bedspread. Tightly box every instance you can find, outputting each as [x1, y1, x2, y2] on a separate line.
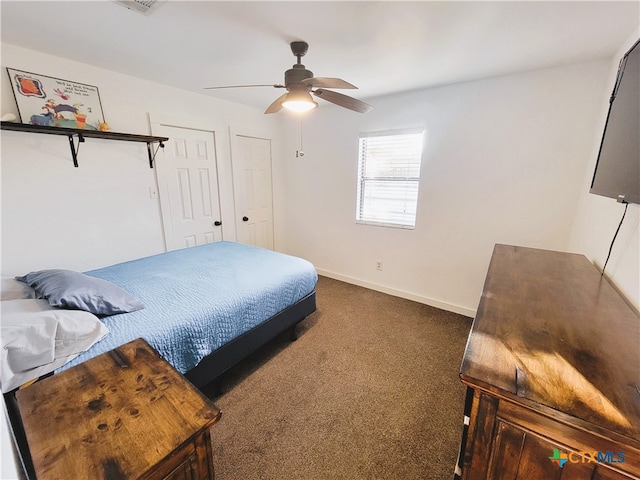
[58, 242, 317, 374]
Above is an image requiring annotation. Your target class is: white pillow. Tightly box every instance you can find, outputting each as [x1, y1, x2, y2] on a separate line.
[0, 299, 109, 392]
[1, 275, 36, 301]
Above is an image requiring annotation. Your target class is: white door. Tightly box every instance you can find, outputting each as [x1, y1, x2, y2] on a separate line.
[230, 131, 274, 250]
[154, 125, 223, 250]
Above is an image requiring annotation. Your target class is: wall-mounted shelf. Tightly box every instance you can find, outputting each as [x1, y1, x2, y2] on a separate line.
[0, 121, 168, 168]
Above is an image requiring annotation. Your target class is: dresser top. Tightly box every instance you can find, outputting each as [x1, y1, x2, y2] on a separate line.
[16, 338, 221, 479]
[460, 244, 640, 442]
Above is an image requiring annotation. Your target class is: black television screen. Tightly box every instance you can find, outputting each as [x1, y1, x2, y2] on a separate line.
[590, 38, 640, 205]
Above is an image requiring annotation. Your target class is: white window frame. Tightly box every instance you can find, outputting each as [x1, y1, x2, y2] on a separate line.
[356, 128, 425, 229]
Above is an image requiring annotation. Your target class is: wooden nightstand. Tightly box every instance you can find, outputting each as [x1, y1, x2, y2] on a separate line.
[15, 338, 222, 480]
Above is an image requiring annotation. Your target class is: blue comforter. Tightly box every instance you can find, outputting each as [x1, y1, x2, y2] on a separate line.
[58, 242, 317, 374]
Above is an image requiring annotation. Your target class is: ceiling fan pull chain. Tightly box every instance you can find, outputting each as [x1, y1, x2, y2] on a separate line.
[296, 121, 305, 158]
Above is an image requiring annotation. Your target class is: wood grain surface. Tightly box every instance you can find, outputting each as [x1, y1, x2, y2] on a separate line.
[16, 338, 221, 479]
[461, 244, 640, 442]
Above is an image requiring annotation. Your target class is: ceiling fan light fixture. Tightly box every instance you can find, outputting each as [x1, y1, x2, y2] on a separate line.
[282, 89, 318, 113]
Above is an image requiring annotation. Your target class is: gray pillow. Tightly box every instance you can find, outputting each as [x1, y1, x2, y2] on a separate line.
[16, 269, 144, 315]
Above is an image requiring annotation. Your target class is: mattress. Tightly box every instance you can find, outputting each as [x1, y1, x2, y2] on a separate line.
[58, 241, 317, 374]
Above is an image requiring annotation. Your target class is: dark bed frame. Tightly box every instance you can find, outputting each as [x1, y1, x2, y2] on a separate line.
[3, 289, 317, 479]
[185, 290, 316, 389]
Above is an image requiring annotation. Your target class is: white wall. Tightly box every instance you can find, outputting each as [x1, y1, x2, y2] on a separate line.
[1, 43, 280, 275]
[278, 60, 613, 316]
[569, 29, 640, 310]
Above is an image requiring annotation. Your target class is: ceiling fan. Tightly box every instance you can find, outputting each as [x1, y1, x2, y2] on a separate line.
[204, 41, 372, 114]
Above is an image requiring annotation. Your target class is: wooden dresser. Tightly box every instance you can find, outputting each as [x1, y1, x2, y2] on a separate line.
[458, 244, 640, 479]
[15, 338, 222, 480]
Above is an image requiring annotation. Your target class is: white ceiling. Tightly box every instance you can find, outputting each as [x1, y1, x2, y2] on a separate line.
[1, 1, 639, 113]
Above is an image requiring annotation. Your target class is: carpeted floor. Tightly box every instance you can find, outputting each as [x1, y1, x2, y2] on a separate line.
[202, 275, 473, 480]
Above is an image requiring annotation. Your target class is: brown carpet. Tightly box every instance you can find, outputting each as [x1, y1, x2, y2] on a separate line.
[202, 276, 473, 480]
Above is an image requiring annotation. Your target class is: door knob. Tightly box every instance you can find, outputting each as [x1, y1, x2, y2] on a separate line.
[214, 221, 222, 226]
[242, 216, 249, 222]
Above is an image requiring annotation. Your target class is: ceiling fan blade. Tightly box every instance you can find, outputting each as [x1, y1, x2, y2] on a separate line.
[264, 93, 288, 114]
[302, 77, 357, 89]
[204, 84, 285, 90]
[313, 89, 373, 113]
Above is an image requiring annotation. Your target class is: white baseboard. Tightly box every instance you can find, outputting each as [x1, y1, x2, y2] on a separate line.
[315, 269, 477, 318]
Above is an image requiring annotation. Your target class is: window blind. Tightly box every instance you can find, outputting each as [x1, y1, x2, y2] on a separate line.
[356, 129, 424, 228]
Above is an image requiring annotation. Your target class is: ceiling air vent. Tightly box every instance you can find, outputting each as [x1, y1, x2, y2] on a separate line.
[113, 0, 163, 15]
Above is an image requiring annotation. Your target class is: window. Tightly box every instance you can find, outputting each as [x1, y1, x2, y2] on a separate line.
[356, 128, 424, 229]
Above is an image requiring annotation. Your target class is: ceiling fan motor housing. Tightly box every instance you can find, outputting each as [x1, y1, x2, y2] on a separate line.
[285, 64, 314, 90]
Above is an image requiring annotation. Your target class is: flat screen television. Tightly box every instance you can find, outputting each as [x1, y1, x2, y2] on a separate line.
[590, 38, 640, 205]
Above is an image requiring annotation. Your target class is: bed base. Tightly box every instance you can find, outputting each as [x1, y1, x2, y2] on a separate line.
[3, 290, 316, 479]
[184, 290, 316, 389]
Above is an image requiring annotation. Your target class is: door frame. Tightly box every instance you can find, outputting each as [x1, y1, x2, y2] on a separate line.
[149, 112, 236, 249]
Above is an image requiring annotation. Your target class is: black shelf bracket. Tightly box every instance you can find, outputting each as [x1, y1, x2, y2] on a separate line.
[147, 140, 165, 168]
[1, 122, 169, 168]
[67, 133, 85, 168]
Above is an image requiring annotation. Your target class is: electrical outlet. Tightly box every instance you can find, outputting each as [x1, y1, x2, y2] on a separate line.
[376, 261, 383, 271]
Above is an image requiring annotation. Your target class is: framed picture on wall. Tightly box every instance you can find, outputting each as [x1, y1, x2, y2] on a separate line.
[6, 68, 106, 130]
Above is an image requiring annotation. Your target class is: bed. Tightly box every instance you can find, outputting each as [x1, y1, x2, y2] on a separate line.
[2, 241, 317, 477]
[2, 241, 317, 391]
